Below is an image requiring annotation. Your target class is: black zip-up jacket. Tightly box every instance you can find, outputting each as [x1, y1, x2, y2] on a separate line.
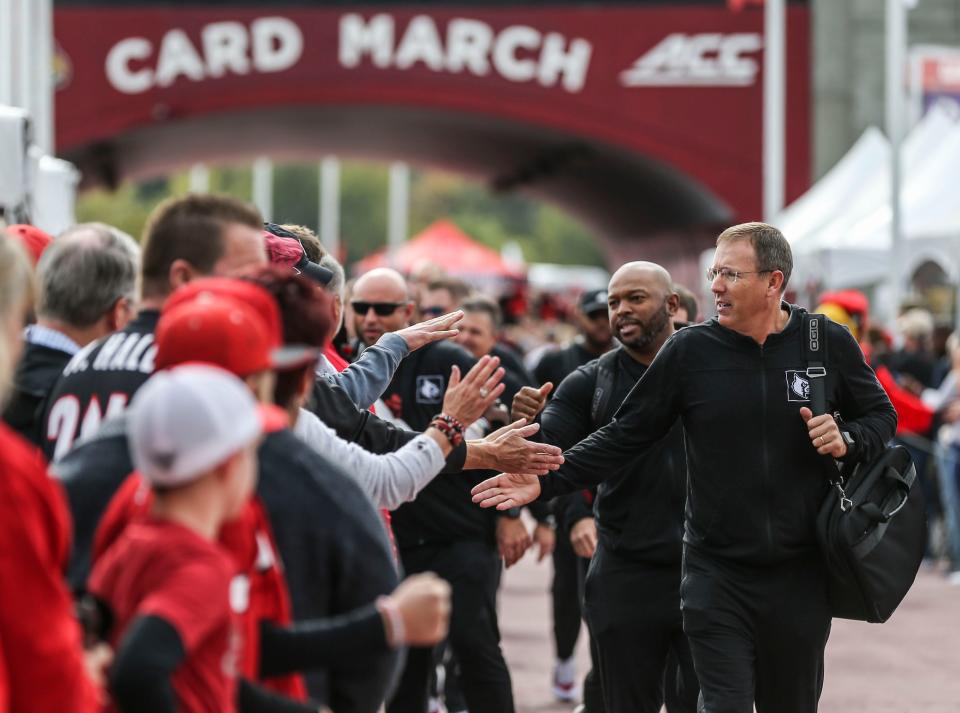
[3, 341, 73, 446]
[539, 305, 897, 565]
[541, 348, 686, 564]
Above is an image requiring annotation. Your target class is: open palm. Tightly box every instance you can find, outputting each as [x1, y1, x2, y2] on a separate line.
[470, 472, 541, 510]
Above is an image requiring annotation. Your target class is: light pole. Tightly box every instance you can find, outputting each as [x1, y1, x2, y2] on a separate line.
[319, 157, 340, 259]
[886, 0, 908, 317]
[763, 0, 786, 222]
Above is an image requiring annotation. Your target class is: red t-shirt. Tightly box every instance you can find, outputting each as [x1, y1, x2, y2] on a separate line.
[90, 519, 240, 713]
[93, 474, 306, 700]
[0, 423, 100, 713]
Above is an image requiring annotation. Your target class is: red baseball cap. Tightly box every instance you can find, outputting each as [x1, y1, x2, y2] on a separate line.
[163, 278, 316, 371]
[5, 224, 53, 265]
[156, 297, 276, 376]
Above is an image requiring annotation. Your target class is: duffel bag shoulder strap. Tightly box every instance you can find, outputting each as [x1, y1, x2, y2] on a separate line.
[803, 313, 849, 503]
[801, 312, 829, 416]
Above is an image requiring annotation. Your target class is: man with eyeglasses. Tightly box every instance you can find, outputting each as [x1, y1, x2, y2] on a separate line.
[472, 223, 897, 713]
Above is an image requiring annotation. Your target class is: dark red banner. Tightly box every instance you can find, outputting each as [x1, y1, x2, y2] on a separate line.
[53, 4, 810, 219]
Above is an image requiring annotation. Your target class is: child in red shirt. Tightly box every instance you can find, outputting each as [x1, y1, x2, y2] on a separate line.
[89, 364, 267, 713]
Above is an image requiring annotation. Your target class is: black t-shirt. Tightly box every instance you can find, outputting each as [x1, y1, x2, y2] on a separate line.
[381, 341, 500, 548]
[3, 341, 73, 447]
[42, 310, 159, 462]
[541, 348, 686, 563]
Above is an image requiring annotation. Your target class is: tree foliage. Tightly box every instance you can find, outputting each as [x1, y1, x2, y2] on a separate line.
[76, 160, 607, 268]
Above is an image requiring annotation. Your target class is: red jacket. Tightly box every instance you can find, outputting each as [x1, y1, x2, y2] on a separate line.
[875, 364, 935, 436]
[0, 423, 99, 712]
[94, 474, 307, 700]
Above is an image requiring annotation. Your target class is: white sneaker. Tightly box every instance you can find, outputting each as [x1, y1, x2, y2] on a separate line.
[947, 570, 960, 586]
[552, 657, 581, 702]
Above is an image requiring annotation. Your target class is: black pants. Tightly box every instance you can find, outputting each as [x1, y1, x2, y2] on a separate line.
[584, 545, 699, 713]
[552, 525, 583, 660]
[388, 540, 514, 713]
[577, 554, 605, 713]
[680, 548, 832, 713]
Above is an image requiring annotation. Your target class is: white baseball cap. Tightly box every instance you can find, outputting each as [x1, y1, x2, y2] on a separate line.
[128, 364, 268, 488]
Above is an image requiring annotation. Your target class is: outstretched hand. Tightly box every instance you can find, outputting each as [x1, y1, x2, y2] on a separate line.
[393, 311, 464, 352]
[441, 356, 506, 427]
[799, 406, 847, 458]
[482, 419, 564, 475]
[471, 472, 542, 510]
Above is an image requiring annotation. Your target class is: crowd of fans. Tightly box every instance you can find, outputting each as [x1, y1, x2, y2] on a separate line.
[0, 193, 956, 713]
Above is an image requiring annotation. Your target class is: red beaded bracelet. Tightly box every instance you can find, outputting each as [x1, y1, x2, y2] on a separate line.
[429, 414, 464, 447]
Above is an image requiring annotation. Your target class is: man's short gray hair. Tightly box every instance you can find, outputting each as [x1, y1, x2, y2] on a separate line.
[37, 223, 140, 327]
[716, 222, 793, 293]
[319, 253, 345, 299]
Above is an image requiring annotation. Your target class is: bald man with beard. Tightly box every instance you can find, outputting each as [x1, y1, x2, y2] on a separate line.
[512, 262, 700, 713]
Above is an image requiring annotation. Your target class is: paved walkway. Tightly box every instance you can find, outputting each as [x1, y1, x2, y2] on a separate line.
[499, 557, 960, 713]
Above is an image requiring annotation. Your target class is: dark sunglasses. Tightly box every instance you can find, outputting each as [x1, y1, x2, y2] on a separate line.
[420, 306, 446, 317]
[352, 301, 405, 316]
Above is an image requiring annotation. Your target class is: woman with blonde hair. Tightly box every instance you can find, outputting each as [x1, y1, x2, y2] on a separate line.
[0, 235, 107, 712]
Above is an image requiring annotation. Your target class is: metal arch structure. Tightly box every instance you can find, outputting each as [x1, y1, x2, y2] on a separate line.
[51, 0, 812, 277]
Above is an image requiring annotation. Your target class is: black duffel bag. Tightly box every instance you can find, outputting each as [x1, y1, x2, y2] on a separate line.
[816, 445, 926, 622]
[804, 314, 927, 623]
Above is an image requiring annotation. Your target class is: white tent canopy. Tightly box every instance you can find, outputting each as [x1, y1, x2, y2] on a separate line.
[777, 126, 890, 247]
[784, 102, 960, 294]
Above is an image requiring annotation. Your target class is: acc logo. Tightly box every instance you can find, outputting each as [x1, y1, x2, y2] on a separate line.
[416, 375, 444, 404]
[785, 370, 810, 403]
[620, 32, 763, 87]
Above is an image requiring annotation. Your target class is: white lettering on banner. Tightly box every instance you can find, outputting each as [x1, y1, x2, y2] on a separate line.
[252, 17, 304, 73]
[446, 19, 493, 74]
[492, 25, 540, 83]
[395, 15, 446, 71]
[339, 13, 592, 93]
[155, 29, 206, 87]
[339, 13, 393, 68]
[203, 22, 250, 78]
[620, 33, 764, 88]
[105, 17, 303, 94]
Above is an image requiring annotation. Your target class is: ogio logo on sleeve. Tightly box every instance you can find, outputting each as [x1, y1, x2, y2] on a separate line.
[785, 370, 811, 402]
